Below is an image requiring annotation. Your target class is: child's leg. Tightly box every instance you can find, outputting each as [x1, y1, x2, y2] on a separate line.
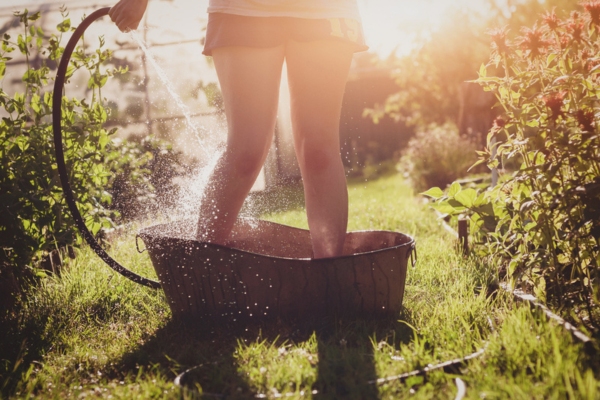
[285, 40, 354, 258]
[196, 45, 285, 243]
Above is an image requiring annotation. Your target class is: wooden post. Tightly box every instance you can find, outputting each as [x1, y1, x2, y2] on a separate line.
[458, 216, 468, 256]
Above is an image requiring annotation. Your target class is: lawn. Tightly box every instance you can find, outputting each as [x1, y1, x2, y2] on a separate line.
[1, 173, 598, 399]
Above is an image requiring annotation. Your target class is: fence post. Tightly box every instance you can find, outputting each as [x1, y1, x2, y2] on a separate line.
[458, 216, 468, 256]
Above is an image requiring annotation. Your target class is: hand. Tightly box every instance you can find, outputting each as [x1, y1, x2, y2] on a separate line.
[109, 0, 148, 32]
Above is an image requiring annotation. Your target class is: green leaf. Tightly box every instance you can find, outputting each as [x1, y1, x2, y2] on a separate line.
[454, 188, 477, 208]
[57, 18, 71, 33]
[31, 93, 41, 114]
[468, 158, 487, 172]
[448, 182, 461, 197]
[431, 201, 461, 216]
[405, 375, 424, 388]
[28, 11, 41, 21]
[421, 187, 444, 199]
[17, 34, 27, 55]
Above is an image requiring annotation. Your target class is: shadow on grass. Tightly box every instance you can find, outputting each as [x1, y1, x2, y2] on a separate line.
[109, 314, 416, 399]
[0, 309, 56, 396]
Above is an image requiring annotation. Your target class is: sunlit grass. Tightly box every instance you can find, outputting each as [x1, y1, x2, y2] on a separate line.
[1, 174, 598, 399]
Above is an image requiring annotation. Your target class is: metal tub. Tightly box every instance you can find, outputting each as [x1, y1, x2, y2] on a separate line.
[139, 219, 415, 320]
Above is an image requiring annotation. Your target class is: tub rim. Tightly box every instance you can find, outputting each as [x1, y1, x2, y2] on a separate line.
[138, 219, 416, 263]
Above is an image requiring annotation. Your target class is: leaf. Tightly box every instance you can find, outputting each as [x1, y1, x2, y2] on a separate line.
[28, 11, 41, 21]
[454, 188, 477, 208]
[479, 63, 487, 78]
[57, 18, 71, 33]
[468, 158, 487, 172]
[17, 34, 27, 55]
[508, 260, 518, 276]
[421, 187, 444, 199]
[405, 375, 424, 388]
[447, 199, 466, 211]
[448, 182, 461, 197]
[30, 93, 41, 114]
[98, 134, 109, 149]
[431, 201, 461, 216]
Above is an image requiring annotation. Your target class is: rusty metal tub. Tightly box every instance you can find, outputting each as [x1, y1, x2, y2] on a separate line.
[138, 219, 415, 320]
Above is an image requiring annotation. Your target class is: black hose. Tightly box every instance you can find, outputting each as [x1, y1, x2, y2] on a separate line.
[52, 7, 161, 289]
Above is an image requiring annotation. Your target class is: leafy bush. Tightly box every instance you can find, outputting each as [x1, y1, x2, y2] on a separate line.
[399, 123, 478, 192]
[425, 5, 600, 326]
[0, 9, 125, 276]
[107, 134, 195, 222]
[0, 9, 188, 305]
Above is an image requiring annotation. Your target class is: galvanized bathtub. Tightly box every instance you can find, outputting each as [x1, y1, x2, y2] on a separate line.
[139, 219, 415, 320]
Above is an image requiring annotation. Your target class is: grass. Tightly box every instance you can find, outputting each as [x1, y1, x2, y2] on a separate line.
[1, 173, 598, 399]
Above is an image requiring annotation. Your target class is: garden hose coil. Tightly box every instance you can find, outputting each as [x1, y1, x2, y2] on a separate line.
[52, 7, 161, 289]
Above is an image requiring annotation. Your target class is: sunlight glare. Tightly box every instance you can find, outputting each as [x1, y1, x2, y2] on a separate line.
[358, 0, 494, 56]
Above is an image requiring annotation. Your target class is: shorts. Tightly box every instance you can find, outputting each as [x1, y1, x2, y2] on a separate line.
[202, 13, 368, 56]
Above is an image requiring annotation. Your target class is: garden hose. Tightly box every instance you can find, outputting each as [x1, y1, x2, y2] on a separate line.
[52, 7, 161, 289]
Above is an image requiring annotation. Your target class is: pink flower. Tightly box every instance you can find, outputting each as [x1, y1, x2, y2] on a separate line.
[577, 109, 595, 132]
[518, 23, 552, 58]
[542, 8, 561, 31]
[542, 91, 566, 119]
[488, 26, 511, 55]
[583, 1, 600, 25]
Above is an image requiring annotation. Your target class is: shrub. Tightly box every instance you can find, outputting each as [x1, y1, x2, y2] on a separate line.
[399, 123, 478, 192]
[0, 9, 125, 277]
[425, 5, 600, 327]
[107, 134, 196, 222]
[0, 9, 186, 306]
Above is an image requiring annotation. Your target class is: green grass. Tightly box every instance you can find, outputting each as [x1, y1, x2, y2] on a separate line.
[1, 174, 598, 399]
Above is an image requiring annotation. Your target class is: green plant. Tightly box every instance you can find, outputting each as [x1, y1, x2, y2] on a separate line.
[399, 123, 479, 192]
[107, 134, 196, 222]
[425, 5, 600, 327]
[0, 9, 126, 289]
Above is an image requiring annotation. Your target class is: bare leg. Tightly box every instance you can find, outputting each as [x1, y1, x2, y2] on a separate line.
[197, 45, 285, 243]
[286, 40, 354, 258]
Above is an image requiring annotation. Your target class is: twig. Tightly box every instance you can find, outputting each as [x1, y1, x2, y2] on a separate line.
[368, 345, 487, 385]
[175, 346, 488, 398]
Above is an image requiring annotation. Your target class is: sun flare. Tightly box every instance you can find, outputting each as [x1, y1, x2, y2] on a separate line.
[358, 0, 493, 56]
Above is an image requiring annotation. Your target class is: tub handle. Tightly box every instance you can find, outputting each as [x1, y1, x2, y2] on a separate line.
[409, 243, 417, 268]
[135, 235, 147, 253]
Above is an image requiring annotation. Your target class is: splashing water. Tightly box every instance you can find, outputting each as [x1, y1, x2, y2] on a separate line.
[128, 31, 266, 238]
[129, 31, 225, 227]
[174, 151, 221, 221]
[130, 31, 210, 157]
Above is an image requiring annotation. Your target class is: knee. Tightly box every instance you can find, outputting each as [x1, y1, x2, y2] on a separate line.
[224, 147, 265, 179]
[298, 144, 339, 175]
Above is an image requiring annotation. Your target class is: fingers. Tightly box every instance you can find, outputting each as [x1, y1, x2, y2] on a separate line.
[109, 0, 142, 32]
